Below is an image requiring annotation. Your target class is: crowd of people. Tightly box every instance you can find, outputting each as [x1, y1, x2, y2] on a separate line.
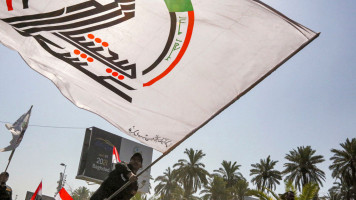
[0, 153, 143, 200]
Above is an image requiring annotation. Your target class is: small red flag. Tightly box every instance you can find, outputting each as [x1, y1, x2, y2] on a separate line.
[55, 187, 73, 200]
[30, 181, 42, 200]
[112, 146, 121, 164]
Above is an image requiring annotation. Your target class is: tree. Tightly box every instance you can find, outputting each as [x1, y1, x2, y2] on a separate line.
[132, 192, 147, 200]
[154, 167, 181, 200]
[173, 148, 210, 198]
[320, 190, 340, 200]
[71, 186, 92, 200]
[328, 180, 354, 200]
[329, 138, 356, 199]
[249, 181, 319, 200]
[200, 175, 231, 200]
[250, 155, 282, 192]
[283, 146, 325, 191]
[214, 160, 243, 188]
[230, 178, 250, 200]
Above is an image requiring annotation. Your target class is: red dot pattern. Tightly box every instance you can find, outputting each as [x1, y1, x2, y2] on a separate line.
[73, 49, 95, 63]
[88, 33, 109, 47]
[73, 34, 111, 64]
[74, 49, 80, 55]
[106, 68, 125, 80]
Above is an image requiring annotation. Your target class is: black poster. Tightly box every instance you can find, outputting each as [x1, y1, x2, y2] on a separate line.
[77, 127, 122, 182]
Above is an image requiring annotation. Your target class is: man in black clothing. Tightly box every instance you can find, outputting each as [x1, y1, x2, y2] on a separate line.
[91, 153, 143, 200]
[0, 172, 12, 200]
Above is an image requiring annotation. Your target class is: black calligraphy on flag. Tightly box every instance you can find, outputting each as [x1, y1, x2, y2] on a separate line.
[1, 0, 194, 103]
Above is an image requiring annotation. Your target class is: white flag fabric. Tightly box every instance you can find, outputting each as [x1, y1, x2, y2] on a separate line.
[0, 106, 32, 152]
[55, 188, 73, 200]
[0, 0, 318, 152]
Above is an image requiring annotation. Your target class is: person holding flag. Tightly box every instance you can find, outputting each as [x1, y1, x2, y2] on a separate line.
[0, 172, 12, 200]
[91, 153, 143, 200]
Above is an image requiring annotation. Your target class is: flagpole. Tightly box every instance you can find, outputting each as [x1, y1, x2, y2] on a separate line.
[4, 105, 33, 172]
[5, 149, 16, 172]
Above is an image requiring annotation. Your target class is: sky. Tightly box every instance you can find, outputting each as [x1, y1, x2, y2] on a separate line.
[0, 0, 356, 199]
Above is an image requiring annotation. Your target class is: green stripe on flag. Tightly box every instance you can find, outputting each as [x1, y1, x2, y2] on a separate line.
[164, 0, 193, 12]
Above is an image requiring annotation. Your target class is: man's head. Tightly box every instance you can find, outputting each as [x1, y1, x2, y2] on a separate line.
[280, 191, 295, 200]
[129, 153, 143, 172]
[0, 172, 9, 184]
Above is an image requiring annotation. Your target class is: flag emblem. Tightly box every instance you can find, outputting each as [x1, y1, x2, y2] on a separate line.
[1, 0, 194, 103]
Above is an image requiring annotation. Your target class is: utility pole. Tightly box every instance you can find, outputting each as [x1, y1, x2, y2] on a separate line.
[55, 163, 67, 197]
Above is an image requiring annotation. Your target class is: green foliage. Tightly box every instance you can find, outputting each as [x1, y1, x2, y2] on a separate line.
[248, 189, 275, 200]
[283, 146, 325, 191]
[151, 141, 355, 200]
[71, 186, 92, 200]
[250, 155, 282, 192]
[214, 160, 244, 188]
[249, 181, 319, 200]
[229, 178, 251, 200]
[154, 167, 182, 200]
[298, 182, 319, 200]
[173, 148, 210, 197]
[200, 175, 231, 200]
[329, 138, 356, 199]
[132, 192, 148, 200]
[328, 180, 354, 200]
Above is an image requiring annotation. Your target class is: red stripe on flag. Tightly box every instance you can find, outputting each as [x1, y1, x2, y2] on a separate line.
[59, 188, 73, 200]
[143, 11, 195, 87]
[30, 181, 42, 200]
[113, 146, 121, 163]
[6, 0, 13, 11]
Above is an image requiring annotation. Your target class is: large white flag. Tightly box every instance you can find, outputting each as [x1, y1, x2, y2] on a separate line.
[0, 106, 32, 152]
[0, 0, 318, 152]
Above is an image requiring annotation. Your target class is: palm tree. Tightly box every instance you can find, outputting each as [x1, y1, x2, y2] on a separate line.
[328, 180, 354, 200]
[250, 155, 282, 192]
[329, 138, 356, 199]
[154, 167, 181, 200]
[200, 175, 230, 200]
[249, 181, 319, 200]
[320, 191, 339, 200]
[132, 192, 147, 200]
[283, 146, 325, 191]
[214, 160, 243, 188]
[230, 178, 250, 200]
[71, 186, 92, 200]
[173, 148, 210, 198]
